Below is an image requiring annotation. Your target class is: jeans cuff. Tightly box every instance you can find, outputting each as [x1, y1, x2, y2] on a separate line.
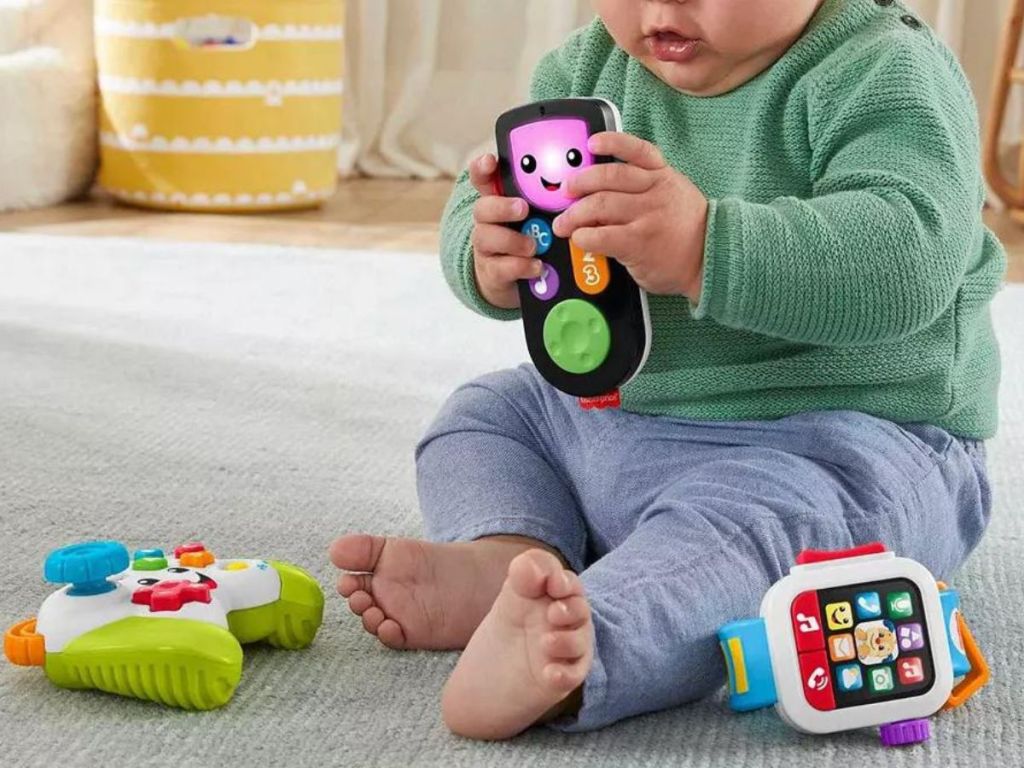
[428, 515, 586, 574]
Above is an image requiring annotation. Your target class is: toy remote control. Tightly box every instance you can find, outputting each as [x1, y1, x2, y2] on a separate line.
[4, 540, 324, 710]
[495, 98, 651, 400]
[718, 543, 989, 746]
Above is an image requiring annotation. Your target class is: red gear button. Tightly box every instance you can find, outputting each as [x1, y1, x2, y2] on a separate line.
[173, 542, 206, 558]
[131, 580, 213, 612]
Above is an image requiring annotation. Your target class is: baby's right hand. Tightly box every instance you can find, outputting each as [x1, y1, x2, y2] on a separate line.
[469, 154, 542, 310]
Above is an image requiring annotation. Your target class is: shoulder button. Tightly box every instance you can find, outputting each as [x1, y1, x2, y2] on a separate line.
[44, 541, 129, 595]
[901, 14, 922, 30]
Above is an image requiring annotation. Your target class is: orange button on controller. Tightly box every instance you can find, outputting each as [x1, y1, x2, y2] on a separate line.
[569, 240, 611, 295]
[179, 549, 215, 568]
[4, 618, 45, 667]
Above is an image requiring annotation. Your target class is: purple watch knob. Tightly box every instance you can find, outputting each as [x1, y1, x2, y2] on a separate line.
[879, 718, 931, 747]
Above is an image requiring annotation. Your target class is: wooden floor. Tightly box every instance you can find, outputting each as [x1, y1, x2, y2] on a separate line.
[1, 178, 1022, 282]
[0, 179, 451, 253]
[980, 208, 1024, 283]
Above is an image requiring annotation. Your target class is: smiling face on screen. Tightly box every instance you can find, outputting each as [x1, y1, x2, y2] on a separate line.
[509, 118, 595, 213]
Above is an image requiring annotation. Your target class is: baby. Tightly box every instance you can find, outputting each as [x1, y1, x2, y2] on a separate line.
[332, 0, 1002, 740]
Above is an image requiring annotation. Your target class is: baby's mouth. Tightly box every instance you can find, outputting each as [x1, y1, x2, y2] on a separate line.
[541, 177, 561, 192]
[646, 31, 701, 64]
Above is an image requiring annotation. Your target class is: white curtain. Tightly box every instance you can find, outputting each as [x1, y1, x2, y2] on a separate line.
[907, 0, 1011, 127]
[339, 0, 592, 178]
[340, 0, 1015, 179]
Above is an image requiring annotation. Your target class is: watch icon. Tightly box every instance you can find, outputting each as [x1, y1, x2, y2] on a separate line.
[796, 612, 820, 633]
[807, 666, 828, 692]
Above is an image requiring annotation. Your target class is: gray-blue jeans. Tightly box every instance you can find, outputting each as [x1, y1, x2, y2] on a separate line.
[415, 365, 991, 732]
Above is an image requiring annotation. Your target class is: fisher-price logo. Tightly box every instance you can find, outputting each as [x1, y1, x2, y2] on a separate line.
[579, 391, 621, 410]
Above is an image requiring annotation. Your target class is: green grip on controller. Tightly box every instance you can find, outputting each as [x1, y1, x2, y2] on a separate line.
[44, 617, 243, 710]
[543, 299, 611, 375]
[227, 561, 324, 649]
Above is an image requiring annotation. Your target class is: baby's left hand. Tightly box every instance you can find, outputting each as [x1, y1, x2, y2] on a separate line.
[552, 133, 708, 301]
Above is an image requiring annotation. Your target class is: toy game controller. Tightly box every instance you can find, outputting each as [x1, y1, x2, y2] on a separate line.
[718, 543, 989, 746]
[495, 98, 651, 402]
[4, 540, 324, 710]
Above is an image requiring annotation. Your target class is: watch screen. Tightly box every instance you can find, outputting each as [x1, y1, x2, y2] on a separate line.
[789, 578, 934, 711]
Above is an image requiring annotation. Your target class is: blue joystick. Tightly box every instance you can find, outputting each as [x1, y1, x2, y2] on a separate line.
[44, 541, 130, 596]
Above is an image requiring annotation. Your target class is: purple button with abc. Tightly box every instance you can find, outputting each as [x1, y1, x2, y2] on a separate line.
[530, 262, 560, 301]
[897, 622, 924, 651]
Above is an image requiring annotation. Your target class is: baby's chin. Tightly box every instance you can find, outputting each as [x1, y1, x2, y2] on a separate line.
[638, 52, 760, 98]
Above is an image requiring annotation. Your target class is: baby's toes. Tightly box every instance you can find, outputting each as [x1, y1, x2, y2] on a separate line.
[547, 568, 583, 601]
[543, 657, 590, 693]
[377, 618, 407, 649]
[337, 572, 371, 598]
[329, 533, 384, 572]
[361, 605, 387, 634]
[347, 590, 375, 616]
[507, 549, 565, 600]
[542, 628, 589, 660]
[548, 595, 590, 629]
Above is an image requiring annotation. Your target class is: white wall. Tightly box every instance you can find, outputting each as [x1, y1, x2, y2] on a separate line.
[906, 0, 1009, 121]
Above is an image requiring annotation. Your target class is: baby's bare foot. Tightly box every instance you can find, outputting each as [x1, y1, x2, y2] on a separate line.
[330, 534, 554, 650]
[441, 549, 592, 740]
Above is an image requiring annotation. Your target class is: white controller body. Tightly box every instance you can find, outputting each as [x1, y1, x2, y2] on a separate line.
[36, 557, 281, 652]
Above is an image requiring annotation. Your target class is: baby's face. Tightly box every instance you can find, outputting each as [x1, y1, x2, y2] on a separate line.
[594, 0, 825, 97]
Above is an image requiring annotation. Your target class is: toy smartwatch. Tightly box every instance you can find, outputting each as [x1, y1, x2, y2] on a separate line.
[4, 540, 324, 710]
[719, 543, 989, 746]
[495, 98, 651, 404]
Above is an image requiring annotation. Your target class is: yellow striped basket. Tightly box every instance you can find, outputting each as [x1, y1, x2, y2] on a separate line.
[95, 0, 344, 212]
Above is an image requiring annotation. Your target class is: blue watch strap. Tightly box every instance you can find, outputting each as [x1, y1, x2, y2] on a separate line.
[718, 618, 778, 711]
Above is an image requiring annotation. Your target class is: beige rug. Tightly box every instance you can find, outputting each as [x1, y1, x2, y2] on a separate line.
[0, 234, 1020, 767]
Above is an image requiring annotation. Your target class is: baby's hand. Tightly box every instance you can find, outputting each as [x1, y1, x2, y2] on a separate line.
[552, 133, 708, 301]
[468, 154, 542, 310]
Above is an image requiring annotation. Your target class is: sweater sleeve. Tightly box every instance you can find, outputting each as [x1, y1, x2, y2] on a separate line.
[438, 32, 583, 320]
[693, 38, 984, 347]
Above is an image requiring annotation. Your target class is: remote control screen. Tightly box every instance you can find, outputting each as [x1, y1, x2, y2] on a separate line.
[508, 118, 595, 213]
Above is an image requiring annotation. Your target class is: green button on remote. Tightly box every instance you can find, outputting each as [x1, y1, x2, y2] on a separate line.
[543, 299, 611, 375]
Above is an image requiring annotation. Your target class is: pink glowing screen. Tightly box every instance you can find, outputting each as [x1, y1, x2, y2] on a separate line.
[508, 118, 595, 213]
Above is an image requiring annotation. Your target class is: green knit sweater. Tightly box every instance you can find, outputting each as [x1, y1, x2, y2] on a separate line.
[439, 0, 1005, 438]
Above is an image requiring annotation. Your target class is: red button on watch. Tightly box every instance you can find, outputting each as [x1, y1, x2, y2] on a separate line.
[798, 649, 836, 711]
[795, 542, 887, 566]
[790, 590, 825, 652]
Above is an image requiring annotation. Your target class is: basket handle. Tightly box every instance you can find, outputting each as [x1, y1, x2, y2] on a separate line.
[173, 14, 257, 51]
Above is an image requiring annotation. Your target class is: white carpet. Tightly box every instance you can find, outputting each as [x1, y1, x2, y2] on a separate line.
[0, 234, 1021, 767]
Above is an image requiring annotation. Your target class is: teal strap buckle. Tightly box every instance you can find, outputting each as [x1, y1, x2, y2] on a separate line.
[939, 588, 971, 678]
[718, 618, 778, 711]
